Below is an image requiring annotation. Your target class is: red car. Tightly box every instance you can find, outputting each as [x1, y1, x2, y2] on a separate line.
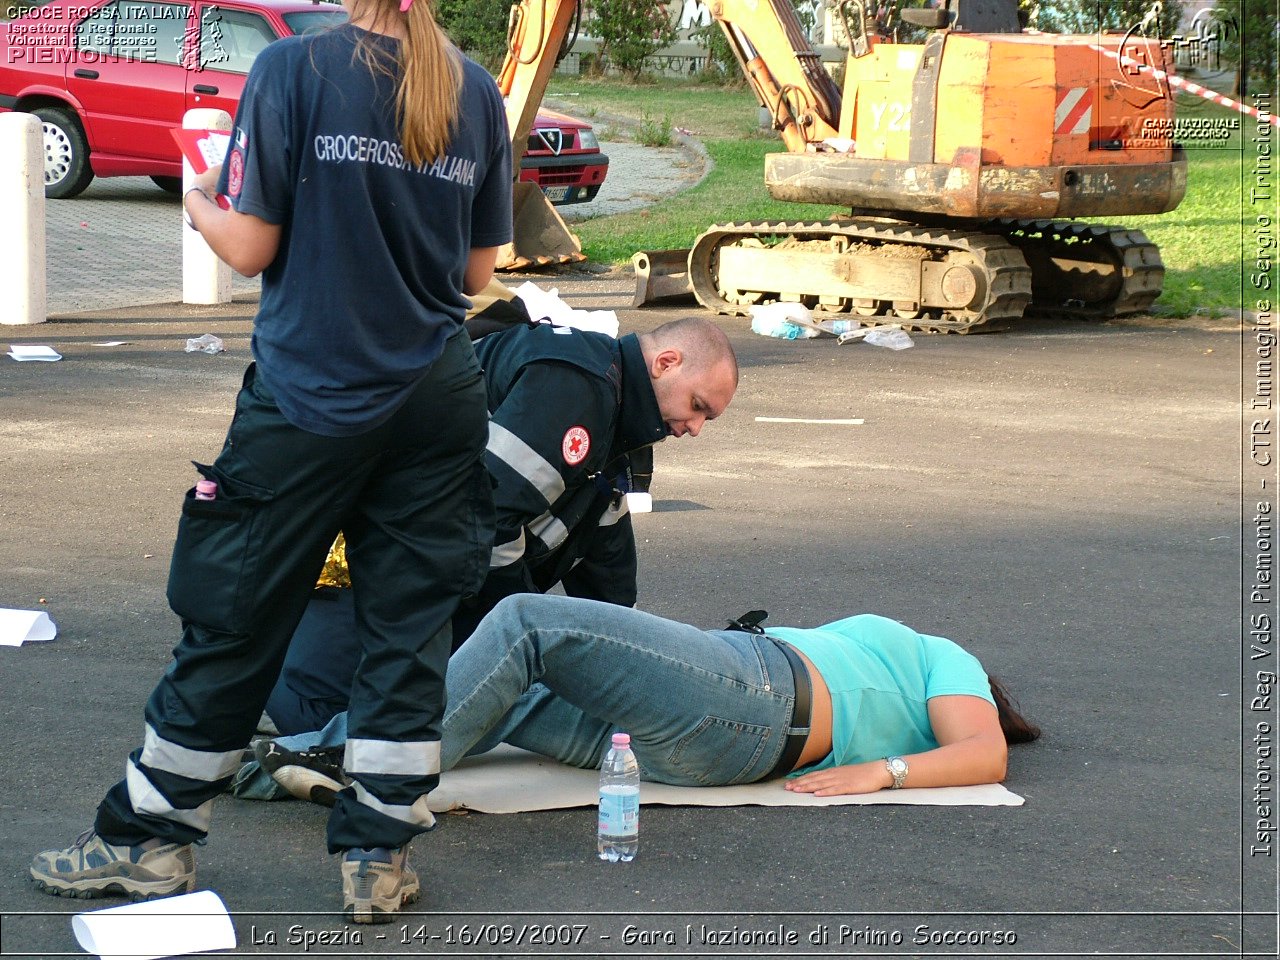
[0, 0, 608, 203]
[518, 106, 608, 206]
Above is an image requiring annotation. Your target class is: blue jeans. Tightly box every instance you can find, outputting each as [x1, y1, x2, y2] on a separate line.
[244, 594, 805, 790]
[439, 594, 804, 784]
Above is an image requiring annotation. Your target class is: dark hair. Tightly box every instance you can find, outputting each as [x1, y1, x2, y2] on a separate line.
[989, 676, 1041, 745]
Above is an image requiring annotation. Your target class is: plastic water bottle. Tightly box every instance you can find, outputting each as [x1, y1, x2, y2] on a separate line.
[597, 732, 639, 862]
[194, 479, 218, 500]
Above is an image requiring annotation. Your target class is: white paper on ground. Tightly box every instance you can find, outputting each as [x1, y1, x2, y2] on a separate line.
[513, 282, 619, 338]
[0, 608, 57, 646]
[429, 745, 1024, 814]
[72, 890, 236, 960]
[7, 345, 62, 361]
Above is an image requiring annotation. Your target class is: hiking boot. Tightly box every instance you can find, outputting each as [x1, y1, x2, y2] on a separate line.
[341, 846, 419, 924]
[254, 739, 349, 807]
[30, 830, 195, 901]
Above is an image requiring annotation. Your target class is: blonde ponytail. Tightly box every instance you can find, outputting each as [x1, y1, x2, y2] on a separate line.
[398, 0, 463, 166]
[347, 0, 463, 166]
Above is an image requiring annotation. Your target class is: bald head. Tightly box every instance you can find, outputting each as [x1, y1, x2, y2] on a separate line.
[638, 317, 738, 439]
[641, 316, 739, 386]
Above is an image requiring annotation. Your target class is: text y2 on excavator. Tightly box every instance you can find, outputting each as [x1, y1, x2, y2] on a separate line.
[498, 0, 1187, 331]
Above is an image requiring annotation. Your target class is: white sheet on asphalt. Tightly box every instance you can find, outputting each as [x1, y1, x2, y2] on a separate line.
[428, 745, 1024, 813]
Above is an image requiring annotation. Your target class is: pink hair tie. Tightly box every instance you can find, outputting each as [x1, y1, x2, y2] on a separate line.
[399, 0, 413, 10]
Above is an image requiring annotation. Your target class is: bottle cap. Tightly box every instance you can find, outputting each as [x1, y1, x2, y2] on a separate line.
[195, 480, 218, 499]
[611, 732, 630, 747]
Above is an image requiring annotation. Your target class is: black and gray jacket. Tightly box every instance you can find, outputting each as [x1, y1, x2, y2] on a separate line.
[464, 323, 667, 634]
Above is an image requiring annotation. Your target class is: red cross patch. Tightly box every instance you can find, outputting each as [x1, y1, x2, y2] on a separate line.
[562, 426, 590, 465]
[227, 148, 245, 198]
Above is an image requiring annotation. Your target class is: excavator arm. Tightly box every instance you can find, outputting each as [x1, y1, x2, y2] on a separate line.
[494, 0, 585, 269]
[498, 0, 581, 162]
[494, 0, 841, 268]
[707, 0, 840, 150]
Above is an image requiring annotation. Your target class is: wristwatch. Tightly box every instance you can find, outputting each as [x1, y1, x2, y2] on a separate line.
[885, 756, 909, 789]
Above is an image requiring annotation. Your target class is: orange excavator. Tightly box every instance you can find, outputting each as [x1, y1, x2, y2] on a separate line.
[497, 0, 1186, 330]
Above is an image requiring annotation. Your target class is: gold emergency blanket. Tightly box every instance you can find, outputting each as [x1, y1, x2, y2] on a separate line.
[316, 534, 351, 589]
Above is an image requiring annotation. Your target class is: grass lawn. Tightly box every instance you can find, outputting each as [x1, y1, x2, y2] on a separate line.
[552, 77, 1250, 317]
[1115, 141, 1251, 316]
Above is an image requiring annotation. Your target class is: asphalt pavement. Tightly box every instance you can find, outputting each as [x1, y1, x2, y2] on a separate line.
[0, 145, 1269, 958]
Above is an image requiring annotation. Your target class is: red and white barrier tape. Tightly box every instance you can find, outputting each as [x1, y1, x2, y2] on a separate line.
[1089, 42, 1277, 127]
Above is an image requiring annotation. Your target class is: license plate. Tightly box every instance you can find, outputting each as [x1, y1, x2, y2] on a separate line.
[543, 186, 570, 202]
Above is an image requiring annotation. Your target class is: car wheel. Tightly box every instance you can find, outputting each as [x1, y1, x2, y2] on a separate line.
[34, 106, 94, 199]
[151, 175, 183, 194]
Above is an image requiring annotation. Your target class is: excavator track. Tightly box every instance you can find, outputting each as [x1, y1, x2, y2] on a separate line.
[983, 220, 1164, 319]
[688, 220, 1034, 333]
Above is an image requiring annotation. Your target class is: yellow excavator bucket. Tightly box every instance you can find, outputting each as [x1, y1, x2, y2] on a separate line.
[496, 182, 586, 271]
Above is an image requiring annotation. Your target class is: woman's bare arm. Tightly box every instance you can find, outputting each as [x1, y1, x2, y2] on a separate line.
[185, 165, 282, 278]
[784, 695, 1007, 796]
[463, 246, 500, 295]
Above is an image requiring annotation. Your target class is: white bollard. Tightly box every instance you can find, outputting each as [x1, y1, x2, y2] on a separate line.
[182, 108, 233, 305]
[0, 112, 47, 325]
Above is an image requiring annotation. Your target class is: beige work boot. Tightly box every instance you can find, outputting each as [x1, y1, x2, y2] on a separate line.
[30, 830, 196, 901]
[341, 846, 420, 924]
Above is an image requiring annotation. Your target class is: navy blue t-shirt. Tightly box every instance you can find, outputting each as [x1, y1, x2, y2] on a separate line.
[217, 25, 513, 436]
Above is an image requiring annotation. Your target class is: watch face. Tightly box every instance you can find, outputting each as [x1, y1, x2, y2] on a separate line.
[890, 758, 907, 775]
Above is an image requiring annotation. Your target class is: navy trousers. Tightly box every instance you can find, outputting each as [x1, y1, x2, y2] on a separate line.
[96, 330, 493, 852]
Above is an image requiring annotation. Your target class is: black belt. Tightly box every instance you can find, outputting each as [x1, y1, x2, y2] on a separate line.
[767, 639, 812, 779]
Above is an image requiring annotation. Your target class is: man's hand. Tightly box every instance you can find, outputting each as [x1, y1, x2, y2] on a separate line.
[784, 761, 893, 796]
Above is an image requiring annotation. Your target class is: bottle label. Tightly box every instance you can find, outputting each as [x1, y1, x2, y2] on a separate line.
[598, 785, 639, 837]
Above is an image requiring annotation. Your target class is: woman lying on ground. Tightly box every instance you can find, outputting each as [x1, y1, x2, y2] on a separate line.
[262, 593, 1039, 799]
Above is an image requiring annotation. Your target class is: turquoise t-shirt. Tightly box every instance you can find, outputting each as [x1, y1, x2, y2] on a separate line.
[768, 614, 995, 774]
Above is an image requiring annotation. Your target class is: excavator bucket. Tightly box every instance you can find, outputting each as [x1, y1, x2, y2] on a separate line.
[496, 182, 586, 271]
[631, 248, 695, 307]
[464, 279, 531, 339]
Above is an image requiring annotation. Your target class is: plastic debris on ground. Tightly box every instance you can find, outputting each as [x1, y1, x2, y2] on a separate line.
[514, 281, 619, 338]
[749, 303, 863, 340]
[184, 334, 224, 355]
[838, 326, 914, 350]
[748, 302, 820, 340]
[749, 303, 914, 350]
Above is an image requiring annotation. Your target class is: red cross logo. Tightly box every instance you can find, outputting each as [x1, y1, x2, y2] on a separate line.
[562, 426, 590, 466]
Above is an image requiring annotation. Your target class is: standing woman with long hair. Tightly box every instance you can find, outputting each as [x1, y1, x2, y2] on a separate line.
[29, 0, 511, 924]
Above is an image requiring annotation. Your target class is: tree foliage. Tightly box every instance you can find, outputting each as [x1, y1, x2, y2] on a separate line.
[689, 21, 738, 80]
[591, 0, 679, 76]
[436, 0, 512, 69]
[1029, 0, 1184, 37]
[1212, 0, 1278, 97]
